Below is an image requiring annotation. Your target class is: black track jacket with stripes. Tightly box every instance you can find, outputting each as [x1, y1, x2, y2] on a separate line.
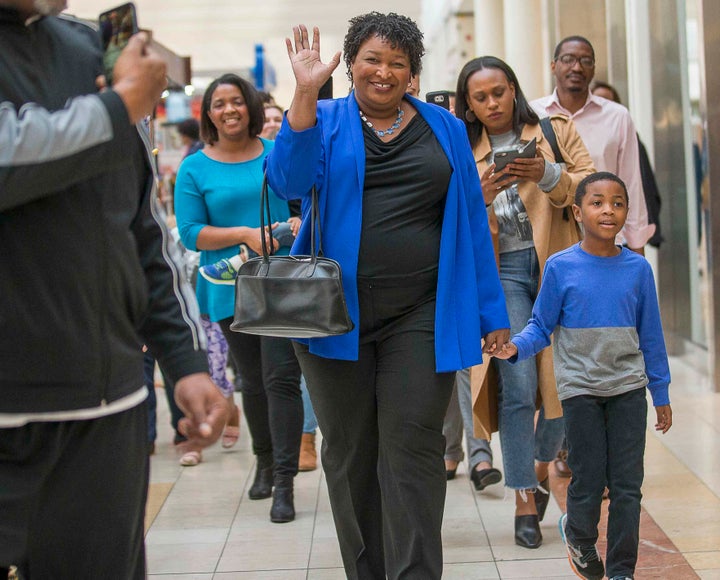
[0, 7, 208, 413]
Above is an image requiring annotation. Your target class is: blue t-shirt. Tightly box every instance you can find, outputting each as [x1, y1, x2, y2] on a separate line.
[174, 139, 290, 322]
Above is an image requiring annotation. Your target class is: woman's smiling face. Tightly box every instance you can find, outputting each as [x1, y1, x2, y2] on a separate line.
[207, 83, 250, 141]
[351, 35, 412, 114]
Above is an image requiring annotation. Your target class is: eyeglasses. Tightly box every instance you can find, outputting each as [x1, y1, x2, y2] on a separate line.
[556, 54, 595, 68]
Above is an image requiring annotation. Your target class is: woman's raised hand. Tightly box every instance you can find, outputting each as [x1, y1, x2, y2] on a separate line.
[285, 25, 341, 92]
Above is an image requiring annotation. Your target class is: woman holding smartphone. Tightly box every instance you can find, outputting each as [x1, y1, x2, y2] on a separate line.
[455, 56, 594, 548]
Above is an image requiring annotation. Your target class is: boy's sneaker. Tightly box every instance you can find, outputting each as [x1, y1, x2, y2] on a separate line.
[199, 258, 238, 285]
[559, 513, 605, 580]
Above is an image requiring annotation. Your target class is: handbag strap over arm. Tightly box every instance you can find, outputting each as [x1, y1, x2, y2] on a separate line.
[260, 175, 323, 260]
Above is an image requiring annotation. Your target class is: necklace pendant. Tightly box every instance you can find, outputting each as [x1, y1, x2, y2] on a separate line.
[358, 107, 405, 138]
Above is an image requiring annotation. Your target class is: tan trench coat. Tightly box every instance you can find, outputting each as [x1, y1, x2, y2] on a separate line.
[471, 114, 595, 439]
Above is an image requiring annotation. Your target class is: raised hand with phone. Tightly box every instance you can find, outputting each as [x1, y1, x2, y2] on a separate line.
[111, 33, 167, 123]
[99, 3, 166, 123]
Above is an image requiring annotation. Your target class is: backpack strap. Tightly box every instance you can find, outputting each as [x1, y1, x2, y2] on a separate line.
[539, 116, 566, 164]
[539, 116, 569, 220]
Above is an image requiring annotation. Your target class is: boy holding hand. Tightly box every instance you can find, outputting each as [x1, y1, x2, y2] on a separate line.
[495, 172, 672, 580]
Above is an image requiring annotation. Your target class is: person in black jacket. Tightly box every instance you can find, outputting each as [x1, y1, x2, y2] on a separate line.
[0, 1, 228, 578]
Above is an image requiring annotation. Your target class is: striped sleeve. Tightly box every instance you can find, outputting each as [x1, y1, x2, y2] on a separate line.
[0, 90, 134, 211]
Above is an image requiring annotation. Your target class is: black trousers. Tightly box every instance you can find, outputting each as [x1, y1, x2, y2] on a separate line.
[219, 318, 303, 477]
[294, 275, 455, 580]
[563, 388, 647, 578]
[0, 402, 148, 579]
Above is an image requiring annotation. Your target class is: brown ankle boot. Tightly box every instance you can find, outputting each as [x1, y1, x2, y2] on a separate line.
[298, 432, 317, 472]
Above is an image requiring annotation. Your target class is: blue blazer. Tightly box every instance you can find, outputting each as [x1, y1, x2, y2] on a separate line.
[265, 93, 509, 372]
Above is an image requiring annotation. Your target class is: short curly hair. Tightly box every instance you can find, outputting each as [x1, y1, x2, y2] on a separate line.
[343, 12, 424, 83]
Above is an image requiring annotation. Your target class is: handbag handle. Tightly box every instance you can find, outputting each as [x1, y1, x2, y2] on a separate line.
[260, 175, 322, 262]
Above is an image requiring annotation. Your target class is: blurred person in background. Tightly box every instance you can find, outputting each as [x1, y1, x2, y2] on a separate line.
[260, 102, 284, 140]
[443, 369, 503, 491]
[407, 74, 420, 97]
[177, 117, 204, 158]
[591, 80, 663, 247]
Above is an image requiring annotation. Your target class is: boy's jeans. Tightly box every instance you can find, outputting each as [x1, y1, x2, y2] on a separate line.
[563, 388, 647, 578]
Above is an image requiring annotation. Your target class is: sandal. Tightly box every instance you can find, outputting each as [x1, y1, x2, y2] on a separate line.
[222, 405, 241, 449]
[222, 426, 240, 449]
[179, 450, 202, 466]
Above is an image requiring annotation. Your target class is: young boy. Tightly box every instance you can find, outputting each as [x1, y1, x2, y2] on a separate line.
[495, 171, 672, 580]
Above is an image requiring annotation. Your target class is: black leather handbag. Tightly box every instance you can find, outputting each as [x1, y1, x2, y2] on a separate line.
[230, 177, 354, 338]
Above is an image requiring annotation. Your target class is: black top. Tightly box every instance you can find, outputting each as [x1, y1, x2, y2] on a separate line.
[357, 114, 452, 278]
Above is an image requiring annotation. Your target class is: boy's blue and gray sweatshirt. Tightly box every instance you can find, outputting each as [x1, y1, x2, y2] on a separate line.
[510, 243, 671, 407]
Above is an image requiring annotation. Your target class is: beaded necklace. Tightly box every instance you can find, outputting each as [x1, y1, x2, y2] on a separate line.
[358, 107, 405, 138]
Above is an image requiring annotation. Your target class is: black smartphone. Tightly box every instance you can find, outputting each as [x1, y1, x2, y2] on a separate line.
[492, 138, 537, 172]
[425, 90, 450, 110]
[98, 2, 139, 85]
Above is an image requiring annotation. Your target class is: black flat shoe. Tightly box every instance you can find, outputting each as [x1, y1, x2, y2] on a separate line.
[470, 467, 502, 491]
[534, 477, 550, 522]
[446, 467, 457, 481]
[514, 514, 542, 549]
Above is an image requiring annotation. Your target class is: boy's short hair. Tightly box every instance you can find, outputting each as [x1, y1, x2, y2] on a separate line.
[575, 171, 629, 205]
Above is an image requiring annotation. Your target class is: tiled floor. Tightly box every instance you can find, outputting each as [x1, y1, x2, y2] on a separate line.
[146, 356, 720, 579]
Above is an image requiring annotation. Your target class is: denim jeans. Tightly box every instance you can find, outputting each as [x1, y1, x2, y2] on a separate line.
[143, 353, 157, 444]
[143, 352, 183, 443]
[495, 248, 564, 489]
[301, 375, 318, 433]
[563, 388, 647, 578]
[443, 368, 493, 468]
